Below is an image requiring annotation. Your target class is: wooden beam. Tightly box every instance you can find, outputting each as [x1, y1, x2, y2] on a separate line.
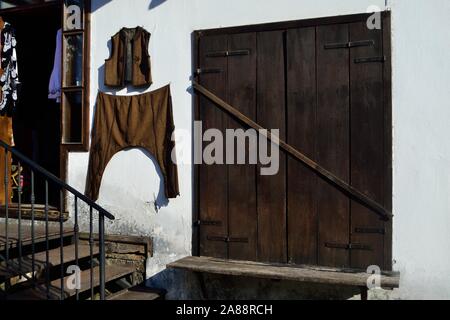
[192, 82, 393, 221]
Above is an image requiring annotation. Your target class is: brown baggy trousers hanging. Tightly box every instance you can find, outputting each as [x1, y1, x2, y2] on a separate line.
[0, 115, 13, 205]
[85, 85, 180, 201]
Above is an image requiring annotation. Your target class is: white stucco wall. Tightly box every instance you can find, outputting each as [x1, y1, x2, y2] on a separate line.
[66, 0, 450, 299]
[390, 0, 450, 300]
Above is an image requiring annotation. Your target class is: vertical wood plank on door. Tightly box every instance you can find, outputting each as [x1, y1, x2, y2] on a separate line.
[227, 33, 258, 261]
[256, 31, 287, 263]
[382, 13, 393, 271]
[316, 24, 350, 268]
[349, 22, 385, 269]
[286, 27, 318, 265]
[198, 35, 229, 258]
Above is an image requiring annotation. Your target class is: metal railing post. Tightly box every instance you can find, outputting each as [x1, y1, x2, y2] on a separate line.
[17, 161, 22, 273]
[4, 148, 9, 262]
[99, 213, 106, 300]
[89, 207, 94, 300]
[45, 180, 50, 299]
[74, 196, 80, 300]
[31, 171, 36, 285]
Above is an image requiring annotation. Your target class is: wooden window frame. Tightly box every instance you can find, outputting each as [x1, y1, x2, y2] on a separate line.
[59, 0, 91, 187]
[192, 11, 393, 270]
[60, 0, 91, 152]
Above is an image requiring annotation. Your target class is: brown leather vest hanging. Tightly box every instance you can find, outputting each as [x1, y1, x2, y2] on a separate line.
[105, 27, 152, 88]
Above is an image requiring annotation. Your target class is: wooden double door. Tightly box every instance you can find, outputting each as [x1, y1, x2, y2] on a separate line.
[195, 13, 392, 270]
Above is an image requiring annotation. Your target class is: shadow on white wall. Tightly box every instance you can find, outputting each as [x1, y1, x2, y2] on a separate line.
[91, 0, 168, 12]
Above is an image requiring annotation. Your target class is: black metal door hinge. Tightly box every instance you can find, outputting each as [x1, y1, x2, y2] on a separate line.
[354, 56, 386, 64]
[195, 68, 222, 75]
[194, 220, 222, 227]
[325, 242, 372, 251]
[355, 227, 386, 235]
[324, 40, 375, 50]
[205, 49, 250, 58]
[207, 236, 248, 243]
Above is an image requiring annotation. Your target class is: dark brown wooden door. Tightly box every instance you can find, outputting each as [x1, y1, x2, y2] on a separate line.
[195, 13, 392, 270]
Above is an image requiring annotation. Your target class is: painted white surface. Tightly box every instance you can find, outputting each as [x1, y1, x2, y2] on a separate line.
[66, 0, 450, 299]
[390, 0, 450, 300]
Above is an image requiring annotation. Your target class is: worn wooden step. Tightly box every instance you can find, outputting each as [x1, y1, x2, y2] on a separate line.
[0, 204, 69, 222]
[0, 223, 74, 251]
[1, 244, 99, 279]
[6, 264, 136, 300]
[107, 285, 165, 301]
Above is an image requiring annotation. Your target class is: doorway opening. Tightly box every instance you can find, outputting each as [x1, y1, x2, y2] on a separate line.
[1, 1, 62, 209]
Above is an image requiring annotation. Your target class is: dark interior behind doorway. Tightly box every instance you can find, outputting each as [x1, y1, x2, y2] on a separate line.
[2, 3, 61, 206]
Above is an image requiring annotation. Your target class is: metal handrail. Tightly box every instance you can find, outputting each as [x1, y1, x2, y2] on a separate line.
[0, 140, 115, 220]
[0, 139, 114, 300]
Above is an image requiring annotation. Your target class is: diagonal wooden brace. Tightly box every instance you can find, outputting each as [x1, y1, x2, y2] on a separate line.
[193, 81, 393, 221]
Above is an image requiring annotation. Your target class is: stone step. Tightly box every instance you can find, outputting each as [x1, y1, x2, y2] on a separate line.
[107, 285, 166, 300]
